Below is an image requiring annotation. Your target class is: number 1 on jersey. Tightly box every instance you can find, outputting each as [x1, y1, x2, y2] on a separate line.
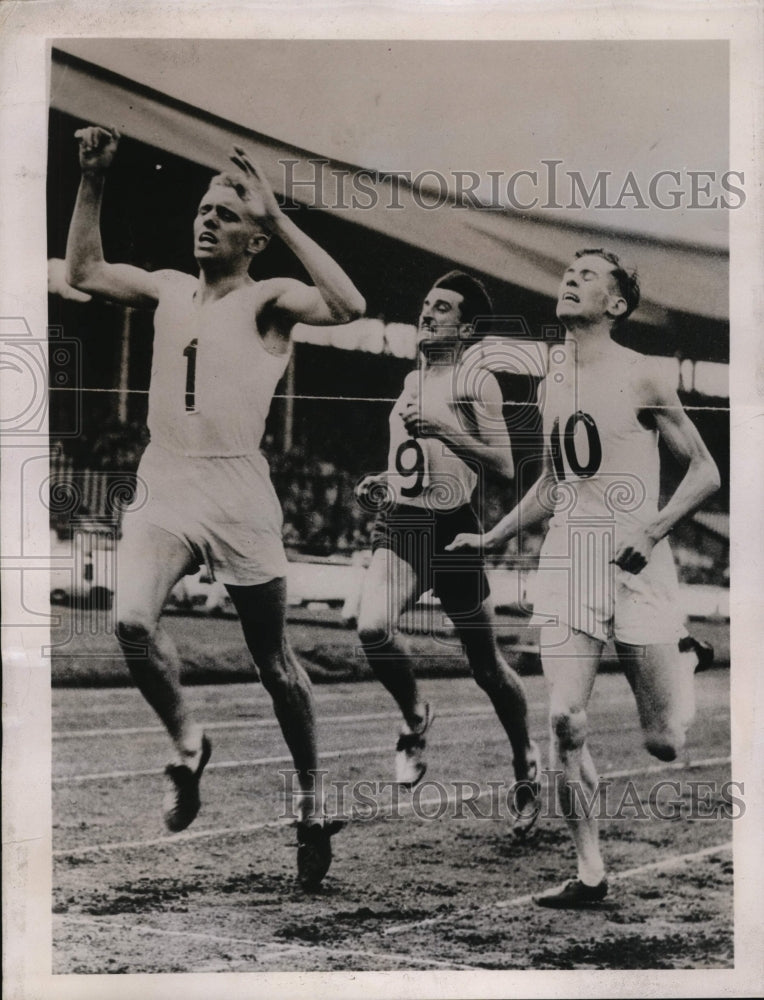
[183, 338, 198, 412]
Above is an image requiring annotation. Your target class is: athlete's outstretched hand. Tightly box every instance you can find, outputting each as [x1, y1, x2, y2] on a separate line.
[229, 146, 284, 229]
[354, 473, 392, 510]
[445, 532, 490, 553]
[400, 398, 450, 440]
[355, 473, 384, 501]
[75, 126, 120, 175]
[612, 527, 655, 574]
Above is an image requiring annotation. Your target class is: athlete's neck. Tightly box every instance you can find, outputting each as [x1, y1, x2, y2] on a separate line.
[418, 340, 463, 371]
[195, 263, 253, 304]
[563, 320, 615, 365]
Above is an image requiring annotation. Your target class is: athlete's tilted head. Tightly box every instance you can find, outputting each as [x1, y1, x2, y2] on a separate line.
[418, 271, 493, 351]
[194, 173, 271, 267]
[557, 249, 640, 329]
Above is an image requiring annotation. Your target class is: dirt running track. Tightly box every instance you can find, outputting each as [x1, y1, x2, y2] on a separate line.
[53, 671, 733, 973]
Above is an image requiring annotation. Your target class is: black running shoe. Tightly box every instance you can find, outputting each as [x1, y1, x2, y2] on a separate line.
[163, 734, 212, 833]
[296, 820, 345, 890]
[534, 878, 608, 908]
[395, 704, 433, 789]
[679, 635, 715, 671]
[512, 740, 542, 841]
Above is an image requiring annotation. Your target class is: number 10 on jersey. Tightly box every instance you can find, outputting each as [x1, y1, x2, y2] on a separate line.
[550, 411, 602, 480]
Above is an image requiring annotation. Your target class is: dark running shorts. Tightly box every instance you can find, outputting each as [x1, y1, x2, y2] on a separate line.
[371, 503, 490, 617]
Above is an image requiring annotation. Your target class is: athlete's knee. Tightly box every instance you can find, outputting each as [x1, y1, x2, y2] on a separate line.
[115, 612, 156, 650]
[641, 686, 694, 762]
[259, 659, 291, 696]
[258, 648, 307, 700]
[550, 705, 588, 752]
[470, 661, 492, 692]
[643, 722, 686, 762]
[469, 650, 512, 694]
[358, 617, 395, 650]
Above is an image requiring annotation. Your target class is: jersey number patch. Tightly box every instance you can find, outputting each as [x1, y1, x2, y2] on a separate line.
[183, 338, 198, 412]
[551, 411, 602, 480]
[395, 439, 426, 498]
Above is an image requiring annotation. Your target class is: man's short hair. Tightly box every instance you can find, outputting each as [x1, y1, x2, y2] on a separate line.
[206, 172, 267, 235]
[209, 172, 250, 201]
[433, 270, 493, 335]
[574, 248, 640, 322]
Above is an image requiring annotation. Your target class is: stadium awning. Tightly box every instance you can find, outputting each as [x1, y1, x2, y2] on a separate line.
[50, 41, 728, 328]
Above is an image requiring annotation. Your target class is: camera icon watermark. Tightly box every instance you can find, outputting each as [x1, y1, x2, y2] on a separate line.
[0, 318, 81, 441]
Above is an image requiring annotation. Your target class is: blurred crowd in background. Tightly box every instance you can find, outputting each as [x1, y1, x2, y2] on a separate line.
[49, 418, 728, 587]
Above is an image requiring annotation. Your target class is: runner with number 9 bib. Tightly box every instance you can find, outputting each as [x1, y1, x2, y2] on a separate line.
[354, 272, 541, 839]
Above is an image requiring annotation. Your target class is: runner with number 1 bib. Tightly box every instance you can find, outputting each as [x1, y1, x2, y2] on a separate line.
[66, 125, 364, 888]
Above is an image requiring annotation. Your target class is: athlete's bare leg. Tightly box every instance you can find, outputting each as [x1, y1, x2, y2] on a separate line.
[116, 521, 202, 760]
[541, 630, 605, 885]
[446, 598, 534, 779]
[225, 577, 322, 823]
[357, 547, 427, 731]
[616, 640, 696, 762]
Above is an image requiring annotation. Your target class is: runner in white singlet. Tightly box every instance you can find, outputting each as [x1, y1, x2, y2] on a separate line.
[448, 249, 720, 907]
[384, 368, 478, 512]
[530, 343, 686, 646]
[66, 126, 365, 888]
[126, 273, 292, 586]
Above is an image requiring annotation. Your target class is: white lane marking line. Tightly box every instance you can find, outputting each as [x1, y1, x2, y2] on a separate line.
[56, 914, 476, 970]
[267, 948, 476, 971]
[53, 755, 731, 859]
[384, 840, 733, 936]
[52, 692, 728, 740]
[243, 944, 476, 972]
[52, 709, 729, 784]
[58, 913, 278, 948]
[604, 755, 731, 780]
[52, 705, 510, 740]
[54, 744, 408, 784]
[55, 818, 291, 856]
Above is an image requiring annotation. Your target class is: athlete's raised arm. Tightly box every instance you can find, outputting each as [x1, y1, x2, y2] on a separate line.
[613, 364, 720, 574]
[228, 147, 365, 326]
[66, 127, 162, 309]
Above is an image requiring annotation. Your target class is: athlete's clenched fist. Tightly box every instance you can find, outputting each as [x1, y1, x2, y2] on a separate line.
[74, 126, 120, 175]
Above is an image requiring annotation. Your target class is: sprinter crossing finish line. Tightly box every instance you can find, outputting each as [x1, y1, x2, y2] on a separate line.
[448, 249, 720, 907]
[355, 272, 542, 839]
[66, 125, 365, 888]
